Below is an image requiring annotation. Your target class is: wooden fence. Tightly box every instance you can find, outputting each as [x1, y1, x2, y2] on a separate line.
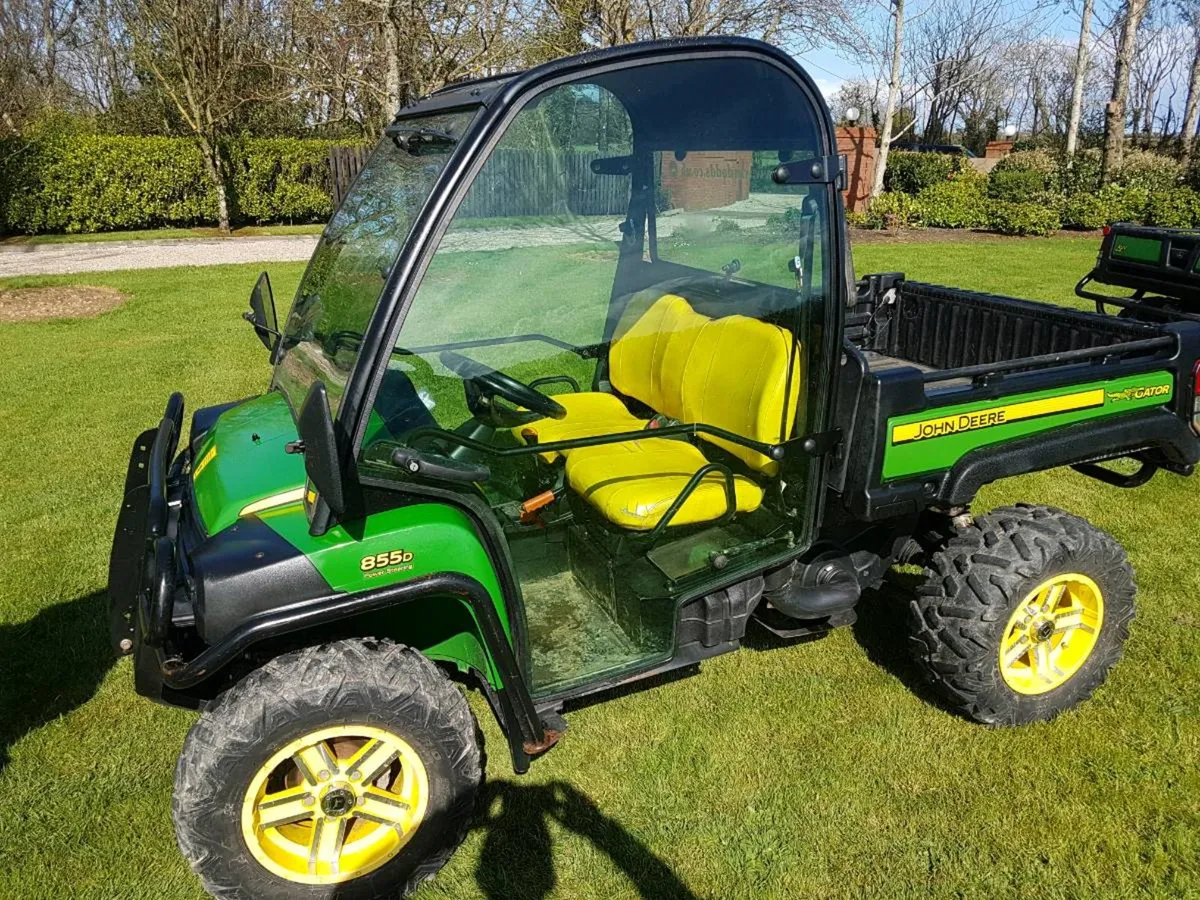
[328, 146, 629, 217]
[329, 145, 372, 207]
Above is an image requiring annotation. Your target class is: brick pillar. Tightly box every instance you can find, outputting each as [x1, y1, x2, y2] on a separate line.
[985, 141, 1014, 159]
[836, 127, 877, 212]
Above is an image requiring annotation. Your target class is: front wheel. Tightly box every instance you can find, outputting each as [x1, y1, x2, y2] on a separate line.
[173, 639, 483, 899]
[909, 504, 1136, 725]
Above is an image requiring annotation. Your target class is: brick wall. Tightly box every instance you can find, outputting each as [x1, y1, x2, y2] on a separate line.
[984, 141, 1014, 159]
[837, 127, 876, 212]
[659, 151, 753, 211]
[656, 132, 878, 213]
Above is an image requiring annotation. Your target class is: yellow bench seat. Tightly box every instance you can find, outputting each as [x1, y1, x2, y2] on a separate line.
[518, 293, 798, 530]
[517, 392, 647, 461]
[564, 438, 763, 530]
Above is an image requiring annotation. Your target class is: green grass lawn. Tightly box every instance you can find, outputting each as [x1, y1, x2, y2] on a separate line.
[1, 234, 1198, 898]
[0, 223, 325, 245]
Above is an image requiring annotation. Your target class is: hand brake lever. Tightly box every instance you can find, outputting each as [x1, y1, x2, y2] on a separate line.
[390, 447, 491, 485]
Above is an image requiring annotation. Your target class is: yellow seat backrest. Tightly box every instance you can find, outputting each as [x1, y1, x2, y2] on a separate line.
[608, 293, 801, 474]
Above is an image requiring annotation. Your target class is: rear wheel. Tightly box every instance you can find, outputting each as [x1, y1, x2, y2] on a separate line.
[173, 639, 483, 899]
[909, 504, 1136, 725]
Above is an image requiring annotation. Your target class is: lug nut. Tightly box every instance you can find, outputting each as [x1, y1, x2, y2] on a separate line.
[318, 770, 331, 782]
[302, 794, 316, 807]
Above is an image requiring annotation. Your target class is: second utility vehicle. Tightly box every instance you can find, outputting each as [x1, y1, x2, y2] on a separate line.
[108, 37, 1200, 899]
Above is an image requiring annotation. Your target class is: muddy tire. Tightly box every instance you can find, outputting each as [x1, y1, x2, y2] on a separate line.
[173, 638, 483, 899]
[909, 504, 1136, 725]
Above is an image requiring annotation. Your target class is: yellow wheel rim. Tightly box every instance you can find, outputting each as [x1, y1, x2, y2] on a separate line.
[999, 573, 1104, 695]
[240, 725, 429, 885]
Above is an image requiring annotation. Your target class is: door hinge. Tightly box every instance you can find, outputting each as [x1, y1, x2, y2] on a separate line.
[770, 154, 842, 186]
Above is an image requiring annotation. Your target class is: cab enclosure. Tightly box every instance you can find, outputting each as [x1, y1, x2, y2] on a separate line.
[316, 42, 847, 702]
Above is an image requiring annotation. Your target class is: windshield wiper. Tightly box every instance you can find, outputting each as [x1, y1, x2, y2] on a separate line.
[386, 125, 458, 155]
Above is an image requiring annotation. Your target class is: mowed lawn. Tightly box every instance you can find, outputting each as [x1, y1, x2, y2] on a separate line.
[1, 235, 1198, 898]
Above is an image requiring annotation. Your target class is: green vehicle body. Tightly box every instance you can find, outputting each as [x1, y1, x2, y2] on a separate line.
[882, 370, 1176, 480]
[189, 392, 511, 690]
[108, 37, 1200, 778]
[191, 393, 306, 534]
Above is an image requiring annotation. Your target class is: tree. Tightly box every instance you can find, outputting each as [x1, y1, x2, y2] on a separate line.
[1066, 0, 1096, 161]
[871, 0, 904, 199]
[830, 79, 881, 127]
[962, 108, 999, 156]
[1181, 1, 1200, 164]
[909, 0, 1006, 144]
[1102, 0, 1150, 182]
[1127, 5, 1190, 144]
[0, 0, 82, 134]
[120, 0, 280, 231]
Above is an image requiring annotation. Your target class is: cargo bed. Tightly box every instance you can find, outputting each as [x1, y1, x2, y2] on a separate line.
[832, 273, 1199, 520]
[853, 277, 1176, 391]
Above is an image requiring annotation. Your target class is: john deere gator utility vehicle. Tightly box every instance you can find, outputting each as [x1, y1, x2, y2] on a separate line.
[108, 37, 1200, 899]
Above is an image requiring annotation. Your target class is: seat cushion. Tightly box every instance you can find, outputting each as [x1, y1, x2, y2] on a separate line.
[609, 293, 708, 416]
[609, 293, 800, 475]
[564, 438, 763, 530]
[678, 311, 801, 474]
[515, 392, 646, 461]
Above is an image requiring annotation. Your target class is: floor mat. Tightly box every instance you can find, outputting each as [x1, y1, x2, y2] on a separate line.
[522, 570, 639, 692]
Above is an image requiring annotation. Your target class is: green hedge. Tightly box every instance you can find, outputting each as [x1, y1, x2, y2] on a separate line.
[856, 182, 1200, 234]
[1059, 193, 1109, 230]
[1143, 188, 1200, 228]
[986, 200, 1060, 236]
[226, 139, 343, 224]
[884, 150, 963, 195]
[992, 149, 1057, 177]
[1111, 150, 1182, 193]
[915, 173, 988, 228]
[0, 134, 362, 234]
[860, 192, 923, 229]
[1059, 184, 1149, 230]
[988, 168, 1050, 203]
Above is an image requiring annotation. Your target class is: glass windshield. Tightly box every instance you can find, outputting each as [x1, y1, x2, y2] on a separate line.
[358, 58, 829, 459]
[272, 110, 476, 416]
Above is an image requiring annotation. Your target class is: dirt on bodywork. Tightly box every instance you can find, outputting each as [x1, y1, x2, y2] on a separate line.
[0, 285, 128, 323]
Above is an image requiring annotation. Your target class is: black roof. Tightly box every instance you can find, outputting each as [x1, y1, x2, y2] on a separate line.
[392, 73, 517, 120]
[390, 36, 830, 131]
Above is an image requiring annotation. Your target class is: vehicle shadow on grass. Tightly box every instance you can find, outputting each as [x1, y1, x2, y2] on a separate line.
[850, 570, 949, 711]
[0, 591, 116, 772]
[470, 780, 699, 900]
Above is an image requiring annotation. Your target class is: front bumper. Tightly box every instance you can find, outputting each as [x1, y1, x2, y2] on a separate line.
[108, 393, 188, 701]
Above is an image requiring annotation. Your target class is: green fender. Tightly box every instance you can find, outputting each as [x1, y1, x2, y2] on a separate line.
[257, 500, 514, 690]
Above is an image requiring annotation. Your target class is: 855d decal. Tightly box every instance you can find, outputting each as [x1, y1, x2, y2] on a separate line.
[360, 549, 416, 576]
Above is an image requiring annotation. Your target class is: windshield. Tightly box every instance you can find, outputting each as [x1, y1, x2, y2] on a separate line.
[357, 57, 830, 462]
[272, 110, 477, 416]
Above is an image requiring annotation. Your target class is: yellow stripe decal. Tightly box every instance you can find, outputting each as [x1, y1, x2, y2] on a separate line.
[239, 487, 307, 518]
[892, 389, 1106, 445]
[193, 445, 218, 478]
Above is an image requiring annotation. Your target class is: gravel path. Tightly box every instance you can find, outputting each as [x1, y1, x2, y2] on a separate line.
[0, 194, 810, 276]
[0, 235, 321, 277]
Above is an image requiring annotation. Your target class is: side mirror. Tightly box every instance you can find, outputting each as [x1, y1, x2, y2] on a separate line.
[245, 271, 278, 353]
[294, 381, 346, 518]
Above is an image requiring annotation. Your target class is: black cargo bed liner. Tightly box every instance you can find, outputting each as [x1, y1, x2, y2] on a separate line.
[868, 281, 1175, 384]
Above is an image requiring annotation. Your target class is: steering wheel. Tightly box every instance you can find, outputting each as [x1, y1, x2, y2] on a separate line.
[439, 350, 567, 424]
